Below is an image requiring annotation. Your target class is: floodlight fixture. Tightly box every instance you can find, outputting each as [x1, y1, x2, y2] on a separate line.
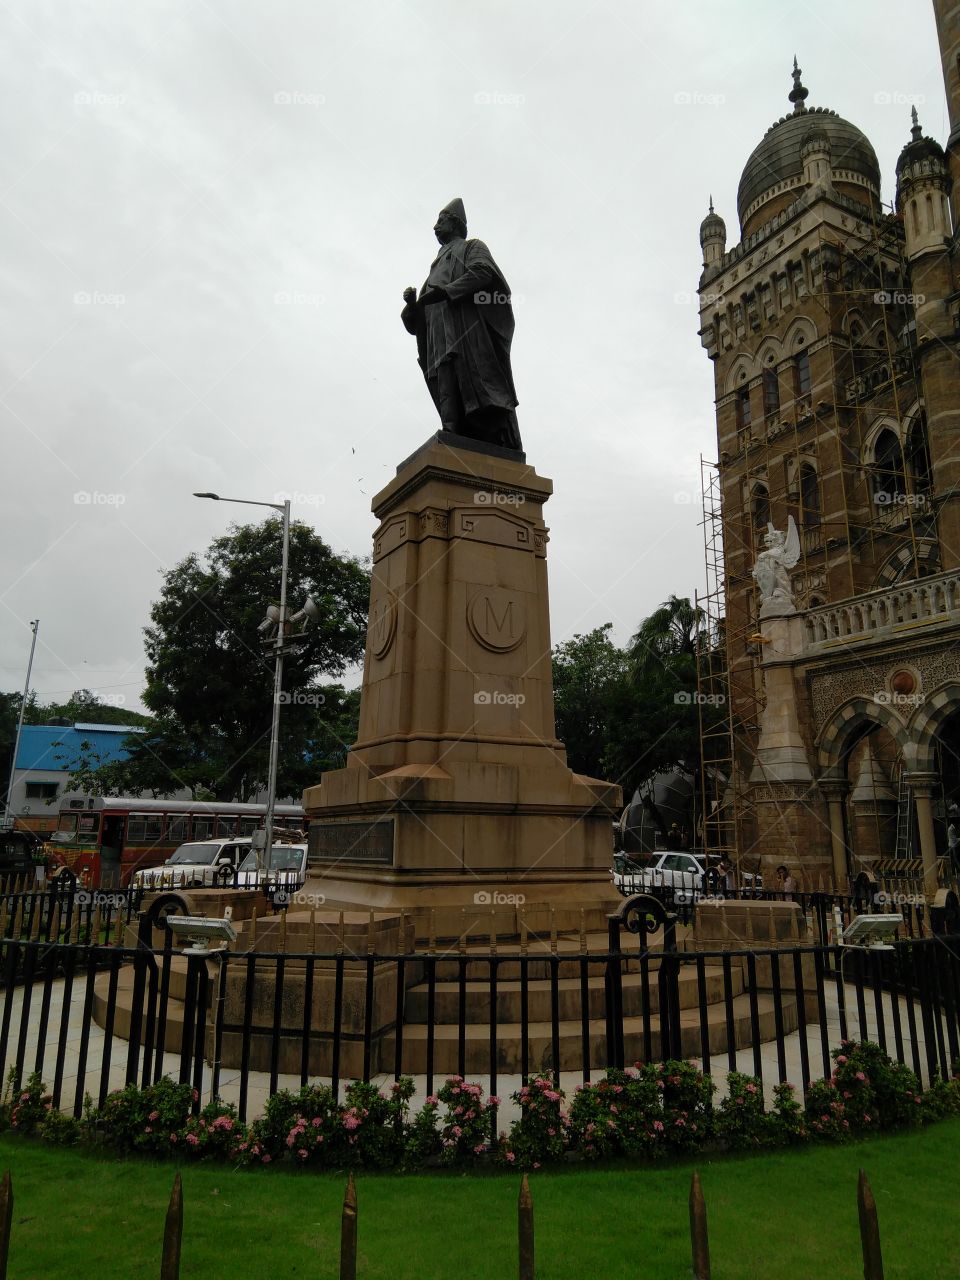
[166, 908, 237, 956]
[289, 596, 319, 628]
[841, 913, 903, 950]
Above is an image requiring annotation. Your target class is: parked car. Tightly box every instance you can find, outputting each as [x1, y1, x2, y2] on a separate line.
[235, 843, 308, 891]
[131, 838, 253, 890]
[613, 851, 762, 902]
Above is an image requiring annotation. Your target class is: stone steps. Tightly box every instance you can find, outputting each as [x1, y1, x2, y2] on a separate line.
[382, 991, 800, 1075]
[403, 965, 743, 1023]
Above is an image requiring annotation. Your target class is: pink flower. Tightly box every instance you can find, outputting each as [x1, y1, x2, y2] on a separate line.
[745, 1083, 757, 1094]
[192, 1089, 199, 1102]
[148, 1110, 160, 1121]
[487, 1096, 501, 1106]
[144, 1125, 153, 1133]
[298, 1148, 308, 1159]
[262, 1154, 272, 1163]
[473, 1143, 484, 1154]
[855, 1072, 866, 1082]
[185, 1133, 199, 1147]
[343, 1115, 361, 1131]
[544, 1090, 560, 1103]
[169, 1133, 178, 1144]
[652, 1119, 664, 1130]
[312, 1116, 323, 1128]
[425, 1095, 439, 1105]
[505, 1151, 515, 1163]
[836, 1055, 847, 1065]
[451, 1125, 462, 1138]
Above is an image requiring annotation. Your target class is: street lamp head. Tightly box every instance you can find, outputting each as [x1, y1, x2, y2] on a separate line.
[193, 492, 220, 500]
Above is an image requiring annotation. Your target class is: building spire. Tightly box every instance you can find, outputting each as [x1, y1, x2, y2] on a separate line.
[709, 194, 714, 214]
[910, 104, 923, 140]
[789, 55, 809, 114]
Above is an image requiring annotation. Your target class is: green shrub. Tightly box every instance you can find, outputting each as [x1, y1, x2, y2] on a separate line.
[436, 1077, 498, 1165]
[501, 1076, 568, 1169]
[98, 1077, 194, 1155]
[715, 1072, 769, 1149]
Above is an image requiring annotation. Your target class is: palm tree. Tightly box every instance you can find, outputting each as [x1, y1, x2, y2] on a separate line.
[628, 595, 705, 677]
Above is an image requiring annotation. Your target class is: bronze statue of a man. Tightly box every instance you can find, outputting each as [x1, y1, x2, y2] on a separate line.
[401, 198, 521, 450]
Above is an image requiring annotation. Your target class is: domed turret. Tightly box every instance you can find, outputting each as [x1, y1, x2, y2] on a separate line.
[896, 107, 952, 259]
[736, 60, 880, 236]
[699, 196, 727, 271]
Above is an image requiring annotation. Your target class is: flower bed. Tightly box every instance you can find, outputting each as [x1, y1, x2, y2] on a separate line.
[2, 1041, 958, 1173]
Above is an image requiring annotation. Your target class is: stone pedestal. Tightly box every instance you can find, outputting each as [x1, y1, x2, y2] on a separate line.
[302, 433, 621, 938]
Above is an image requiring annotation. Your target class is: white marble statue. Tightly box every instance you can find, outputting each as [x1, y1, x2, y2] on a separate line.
[752, 516, 801, 611]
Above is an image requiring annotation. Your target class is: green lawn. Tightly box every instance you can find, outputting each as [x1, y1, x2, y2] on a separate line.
[2, 1123, 959, 1279]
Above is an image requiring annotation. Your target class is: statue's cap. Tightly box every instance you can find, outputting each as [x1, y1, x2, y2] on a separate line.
[439, 197, 466, 225]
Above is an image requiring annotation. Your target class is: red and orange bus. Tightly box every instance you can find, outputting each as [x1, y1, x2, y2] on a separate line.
[44, 796, 306, 887]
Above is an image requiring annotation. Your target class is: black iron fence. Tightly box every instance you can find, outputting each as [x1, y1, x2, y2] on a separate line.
[0, 885, 143, 953]
[1, 902, 958, 1127]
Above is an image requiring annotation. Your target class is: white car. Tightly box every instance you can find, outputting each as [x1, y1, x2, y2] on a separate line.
[131, 838, 253, 890]
[235, 843, 308, 890]
[613, 852, 762, 902]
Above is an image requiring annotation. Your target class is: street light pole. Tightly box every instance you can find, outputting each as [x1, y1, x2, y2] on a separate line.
[3, 618, 39, 830]
[262, 498, 291, 875]
[193, 493, 293, 873]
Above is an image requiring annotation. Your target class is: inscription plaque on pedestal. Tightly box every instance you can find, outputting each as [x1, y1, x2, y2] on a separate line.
[309, 819, 396, 868]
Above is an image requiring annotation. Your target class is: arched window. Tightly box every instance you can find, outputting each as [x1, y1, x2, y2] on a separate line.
[794, 350, 811, 396]
[873, 428, 906, 506]
[763, 368, 780, 419]
[736, 387, 752, 432]
[799, 463, 820, 527]
[905, 413, 932, 495]
[751, 484, 770, 533]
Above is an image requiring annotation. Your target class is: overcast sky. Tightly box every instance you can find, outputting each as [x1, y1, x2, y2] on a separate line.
[0, 0, 948, 714]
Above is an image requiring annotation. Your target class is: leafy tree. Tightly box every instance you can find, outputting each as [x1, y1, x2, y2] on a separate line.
[552, 625, 626, 778]
[137, 518, 369, 801]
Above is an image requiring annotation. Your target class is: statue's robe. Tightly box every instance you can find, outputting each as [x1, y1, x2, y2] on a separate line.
[401, 236, 520, 448]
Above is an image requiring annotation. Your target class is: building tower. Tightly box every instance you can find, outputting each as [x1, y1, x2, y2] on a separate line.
[697, 41, 960, 894]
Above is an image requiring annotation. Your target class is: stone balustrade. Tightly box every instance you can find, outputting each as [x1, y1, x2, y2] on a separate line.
[804, 568, 960, 650]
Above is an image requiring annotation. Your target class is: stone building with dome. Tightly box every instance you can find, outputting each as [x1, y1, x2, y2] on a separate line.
[696, 4, 960, 893]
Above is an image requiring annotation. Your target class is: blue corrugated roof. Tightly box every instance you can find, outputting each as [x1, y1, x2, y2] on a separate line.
[15, 724, 144, 772]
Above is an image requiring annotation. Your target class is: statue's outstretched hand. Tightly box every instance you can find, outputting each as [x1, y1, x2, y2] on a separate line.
[403, 287, 417, 304]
